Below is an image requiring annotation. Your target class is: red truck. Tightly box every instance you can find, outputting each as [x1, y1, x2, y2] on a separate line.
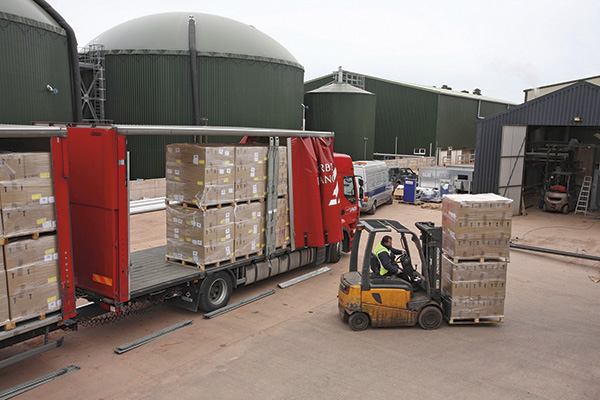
[0, 124, 359, 351]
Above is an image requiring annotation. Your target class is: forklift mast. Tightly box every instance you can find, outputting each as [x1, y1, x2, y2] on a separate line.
[415, 222, 442, 302]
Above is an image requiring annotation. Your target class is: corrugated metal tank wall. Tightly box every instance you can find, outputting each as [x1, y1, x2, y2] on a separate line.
[107, 54, 303, 178]
[304, 90, 376, 161]
[0, 12, 73, 124]
[365, 79, 438, 156]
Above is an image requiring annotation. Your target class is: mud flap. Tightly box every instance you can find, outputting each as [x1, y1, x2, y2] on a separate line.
[175, 281, 202, 312]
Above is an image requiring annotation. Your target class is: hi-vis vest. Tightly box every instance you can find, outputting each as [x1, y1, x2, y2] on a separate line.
[373, 243, 391, 275]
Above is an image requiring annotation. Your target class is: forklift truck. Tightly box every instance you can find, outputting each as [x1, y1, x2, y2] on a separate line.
[338, 219, 443, 330]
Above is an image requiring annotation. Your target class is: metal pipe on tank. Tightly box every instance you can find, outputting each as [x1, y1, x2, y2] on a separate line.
[33, 0, 83, 122]
[188, 16, 202, 142]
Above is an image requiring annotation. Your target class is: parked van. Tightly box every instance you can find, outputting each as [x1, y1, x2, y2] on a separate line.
[353, 161, 394, 213]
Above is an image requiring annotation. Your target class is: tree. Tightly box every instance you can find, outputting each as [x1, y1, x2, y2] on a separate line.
[461, 90, 469, 94]
[473, 88, 482, 95]
[441, 84, 452, 90]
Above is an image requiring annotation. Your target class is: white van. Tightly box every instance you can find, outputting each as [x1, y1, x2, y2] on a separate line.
[353, 161, 394, 214]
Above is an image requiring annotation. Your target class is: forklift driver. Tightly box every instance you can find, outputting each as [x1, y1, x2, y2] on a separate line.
[373, 235, 419, 284]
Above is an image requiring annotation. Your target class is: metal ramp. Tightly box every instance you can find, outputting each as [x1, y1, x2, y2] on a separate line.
[574, 176, 592, 215]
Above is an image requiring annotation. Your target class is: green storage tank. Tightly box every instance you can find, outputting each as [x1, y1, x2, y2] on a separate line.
[304, 79, 376, 161]
[88, 12, 304, 179]
[0, 0, 73, 124]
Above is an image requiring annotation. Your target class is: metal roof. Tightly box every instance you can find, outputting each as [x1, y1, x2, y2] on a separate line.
[88, 12, 302, 69]
[305, 70, 517, 105]
[306, 81, 374, 95]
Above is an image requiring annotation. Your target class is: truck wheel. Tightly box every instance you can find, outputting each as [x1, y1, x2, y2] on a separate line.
[542, 203, 547, 212]
[562, 205, 568, 214]
[418, 306, 443, 330]
[199, 272, 233, 312]
[386, 194, 393, 205]
[348, 312, 370, 331]
[327, 242, 342, 263]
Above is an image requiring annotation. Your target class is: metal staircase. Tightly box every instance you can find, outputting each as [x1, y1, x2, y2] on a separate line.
[79, 44, 108, 123]
[574, 176, 592, 215]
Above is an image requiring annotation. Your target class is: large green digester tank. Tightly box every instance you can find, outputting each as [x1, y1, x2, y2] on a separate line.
[0, 0, 74, 124]
[88, 12, 305, 178]
[304, 72, 376, 161]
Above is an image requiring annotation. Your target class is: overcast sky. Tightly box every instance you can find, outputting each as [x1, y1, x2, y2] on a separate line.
[50, 0, 600, 104]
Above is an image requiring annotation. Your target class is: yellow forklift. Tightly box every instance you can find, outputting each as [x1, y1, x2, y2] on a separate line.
[338, 219, 443, 330]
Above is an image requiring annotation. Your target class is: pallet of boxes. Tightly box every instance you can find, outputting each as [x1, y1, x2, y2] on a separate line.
[441, 193, 512, 324]
[0, 153, 61, 330]
[165, 144, 289, 268]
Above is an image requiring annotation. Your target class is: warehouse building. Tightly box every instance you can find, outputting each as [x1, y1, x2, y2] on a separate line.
[304, 69, 515, 161]
[523, 74, 600, 102]
[83, 12, 305, 179]
[474, 80, 600, 215]
[0, 0, 80, 125]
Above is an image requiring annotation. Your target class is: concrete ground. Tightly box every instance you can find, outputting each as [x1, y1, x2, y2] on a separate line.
[1, 202, 599, 399]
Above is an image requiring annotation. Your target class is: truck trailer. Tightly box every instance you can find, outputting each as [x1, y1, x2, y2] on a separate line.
[0, 124, 359, 351]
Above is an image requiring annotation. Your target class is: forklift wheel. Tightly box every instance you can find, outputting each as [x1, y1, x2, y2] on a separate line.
[348, 312, 370, 331]
[418, 306, 443, 330]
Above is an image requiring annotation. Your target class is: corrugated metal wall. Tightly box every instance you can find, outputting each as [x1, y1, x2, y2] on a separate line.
[366, 79, 438, 156]
[436, 95, 509, 148]
[0, 15, 73, 124]
[304, 92, 376, 160]
[474, 81, 600, 193]
[105, 54, 304, 179]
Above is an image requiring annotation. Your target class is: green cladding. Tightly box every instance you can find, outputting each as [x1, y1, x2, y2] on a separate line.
[0, 12, 73, 124]
[304, 72, 515, 158]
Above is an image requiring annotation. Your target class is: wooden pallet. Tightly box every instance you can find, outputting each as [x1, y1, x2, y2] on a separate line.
[3, 313, 48, 331]
[234, 250, 264, 260]
[235, 197, 265, 205]
[448, 316, 504, 325]
[443, 254, 509, 263]
[402, 201, 422, 206]
[0, 231, 48, 245]
[165, 200, 237, 211]
[165, 255, 206, 270]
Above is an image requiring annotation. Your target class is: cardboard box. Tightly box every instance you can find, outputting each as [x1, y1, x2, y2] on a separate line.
[442, 274, 472, 299]
[8, 281, 61, 323]
[166, 180, 218, 206]
[276, 226, 290, 248]
[2, 204, 56, 237]
[472, 238, 510, 258]
[441, 254, 475, 282]
[235, 146, 267, 165]
[166, 204, 233, 230]
[4, 235, 58, 269]
[5, 260, 60, 297]
[442, 193, 513, 222]
[0, 152, 52, 181]
[235, 233, 263, 257]
[167, 239, 234, 265]
[442, 254, 507, 282]
[442, 213, 511, 240]
[166, 144, 234, 167]
[442, 231, 474, 258]
[166, 162, 219, 185]
[0, 270, 9, 325]
[0, 178, 55, 209]
[234, 202, 264, 222]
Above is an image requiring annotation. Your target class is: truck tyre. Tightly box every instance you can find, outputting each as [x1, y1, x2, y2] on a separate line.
[348, 312, 370, 331]
[386, 194, 393, 205]
[327, 242, 342, 263]
[199, 272, 233, 312]
[418, 306, 443, 330]
[562, 204, 568, 214]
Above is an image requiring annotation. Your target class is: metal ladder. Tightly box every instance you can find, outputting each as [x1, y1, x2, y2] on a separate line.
[574, 176, 592, 215]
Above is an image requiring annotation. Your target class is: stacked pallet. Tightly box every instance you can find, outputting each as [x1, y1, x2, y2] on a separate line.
[0, 152, 60, 328]
[441, 193, 512, 324]
[165, 144, 289, 267]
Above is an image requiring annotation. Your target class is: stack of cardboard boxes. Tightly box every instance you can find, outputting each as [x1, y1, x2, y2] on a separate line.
[0, 152, 60, 327]
[166, 144, 289, 266]
[166, 144, 235, 206]
[441, 193, 512, 322]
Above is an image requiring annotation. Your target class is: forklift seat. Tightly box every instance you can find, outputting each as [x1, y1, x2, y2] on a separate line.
[369, 275, 413, 291]
[369, 253, 413, 291]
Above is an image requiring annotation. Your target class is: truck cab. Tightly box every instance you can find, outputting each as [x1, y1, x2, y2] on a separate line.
[334, 153, 359, 253]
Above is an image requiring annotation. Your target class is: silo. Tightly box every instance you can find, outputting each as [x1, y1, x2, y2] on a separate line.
[87, 12, 304, 179]
[0, 0, 79, 124]
[304, 74, 376, 161]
